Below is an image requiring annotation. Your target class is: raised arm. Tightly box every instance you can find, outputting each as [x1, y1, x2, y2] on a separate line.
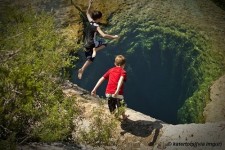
[97, 26, 119, 39]
[86, 0, 94, 22]
[91, 77, 105, 96]
[113, 76, 124, 97]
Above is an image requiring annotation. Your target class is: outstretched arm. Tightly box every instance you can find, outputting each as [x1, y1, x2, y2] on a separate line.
[86, 0, 94, 22]
[91, 77, 105, 96]
[97, 26, 119, 39]
[113, 76, 124, 97]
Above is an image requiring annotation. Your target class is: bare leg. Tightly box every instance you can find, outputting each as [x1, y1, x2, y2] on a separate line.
[92, 48, 97, 58]
[78, 60, 92, 79]
[78, 45, 106, 79]
[95, 45, 106, 52]
[92, 45, 106, 59]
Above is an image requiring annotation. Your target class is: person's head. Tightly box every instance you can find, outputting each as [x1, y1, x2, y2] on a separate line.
[91, 11, 102, 22]
[114, 55, 126, 67]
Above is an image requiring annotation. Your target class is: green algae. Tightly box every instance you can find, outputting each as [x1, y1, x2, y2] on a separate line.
[106, 4, 225, 123]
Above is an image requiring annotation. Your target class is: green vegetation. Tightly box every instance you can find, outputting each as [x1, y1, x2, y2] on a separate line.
[114, 100, 127, 120]
[2, 0, 224, 148]
[135, 23, 224, 123]
[108, 11, 225, 123]
[72, 0, 123, 25]
[72, 0, 225, 124]
[0, 4, 80, 147]
[146, 27, 222, 123]
[76, 101, 117, 146]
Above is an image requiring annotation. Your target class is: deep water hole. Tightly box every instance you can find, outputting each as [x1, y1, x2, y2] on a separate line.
[71, 30, 203, 124]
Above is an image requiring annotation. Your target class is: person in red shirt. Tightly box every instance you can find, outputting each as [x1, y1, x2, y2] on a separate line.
[91, 55, 128, 120]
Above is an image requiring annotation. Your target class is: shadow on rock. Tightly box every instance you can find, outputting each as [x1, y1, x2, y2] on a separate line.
[120, 119, 163, 146]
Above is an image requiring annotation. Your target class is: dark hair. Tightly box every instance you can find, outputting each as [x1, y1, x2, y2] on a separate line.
[91, 11, 102, 20]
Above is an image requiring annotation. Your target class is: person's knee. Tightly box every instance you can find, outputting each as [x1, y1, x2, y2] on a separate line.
[102, 43, 107, 47]
[88, 56, 95, 62]
[86, 55, 95, 62]
[90, 57, 95, 62]
[95, 40, 107, 48]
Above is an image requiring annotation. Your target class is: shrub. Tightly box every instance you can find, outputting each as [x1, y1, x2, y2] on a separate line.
[0, 4, 79, 145]
[77, 102, 117, 146]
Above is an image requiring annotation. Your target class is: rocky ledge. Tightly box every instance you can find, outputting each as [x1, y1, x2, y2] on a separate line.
[63, 80, 225, 150]
[17, 78, 225, 150]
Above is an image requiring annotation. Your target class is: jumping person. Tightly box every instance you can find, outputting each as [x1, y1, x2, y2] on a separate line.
[78, 0, 119, 79]
[91, 55, 128, 120]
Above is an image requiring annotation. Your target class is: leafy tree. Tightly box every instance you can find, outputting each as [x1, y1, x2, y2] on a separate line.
[0, 4, 80, 146]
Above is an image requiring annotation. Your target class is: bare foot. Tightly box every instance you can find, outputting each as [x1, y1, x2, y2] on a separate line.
[78, 69, 83, 79]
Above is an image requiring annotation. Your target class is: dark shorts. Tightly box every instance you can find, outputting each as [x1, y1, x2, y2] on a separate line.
[85, 50, 95, 62]
[84, 40, 107, 62]
[107, 97, 126, 113]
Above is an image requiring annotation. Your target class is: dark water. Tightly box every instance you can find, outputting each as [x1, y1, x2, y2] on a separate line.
[71, 39, 187, 124]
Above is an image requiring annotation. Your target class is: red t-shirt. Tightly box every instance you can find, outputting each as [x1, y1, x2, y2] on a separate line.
[103, 66, 127, 95]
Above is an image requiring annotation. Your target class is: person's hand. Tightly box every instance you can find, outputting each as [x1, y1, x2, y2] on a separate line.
[112, 91, 119, 98]
[113, 35, 119, 39]
[91, 89, 96, 96]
